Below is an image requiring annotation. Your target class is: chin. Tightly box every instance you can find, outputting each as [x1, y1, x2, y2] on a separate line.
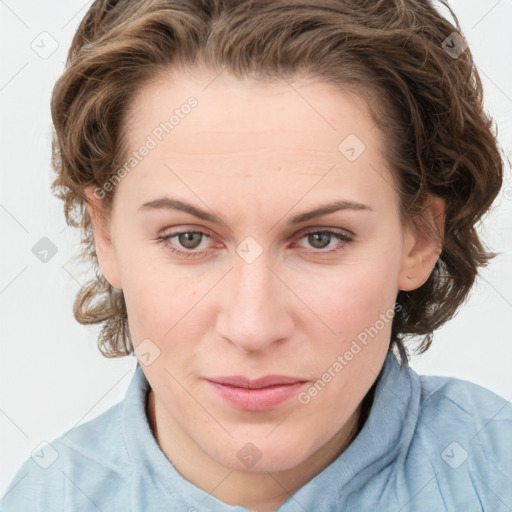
[206, 435, 316, 473]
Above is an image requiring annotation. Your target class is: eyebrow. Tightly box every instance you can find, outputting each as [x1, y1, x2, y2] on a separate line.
[138, 197, 372, 226]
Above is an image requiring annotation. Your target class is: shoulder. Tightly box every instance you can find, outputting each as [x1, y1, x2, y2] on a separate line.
[416, 373, 512, 442]
[405, 372, 512, 507]
[1, 401, 131, 511]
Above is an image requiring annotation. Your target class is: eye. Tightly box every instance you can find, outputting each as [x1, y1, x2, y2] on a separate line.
[295, 229, 353, 255]
[157, 230, 211, 257]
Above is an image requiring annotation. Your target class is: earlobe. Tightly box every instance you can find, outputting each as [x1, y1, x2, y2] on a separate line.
[84, 186, 123, 290]
[397, 196, 445, 292]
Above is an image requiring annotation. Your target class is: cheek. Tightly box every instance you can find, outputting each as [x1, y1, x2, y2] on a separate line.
[340, 270, 397, 331]
[303, 259, 397, 413]
[120, 253, 211, 351]
[116, 248, 175, 342]
[295, 255, 399, 341]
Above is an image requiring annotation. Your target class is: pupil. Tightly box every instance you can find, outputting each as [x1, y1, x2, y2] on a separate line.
[310, 233, 329, 249]
[180, 232, 201, 249]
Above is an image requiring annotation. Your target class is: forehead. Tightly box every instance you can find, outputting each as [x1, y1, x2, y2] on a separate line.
[126, 67, 379, 157]
[116, 67, 397, 216]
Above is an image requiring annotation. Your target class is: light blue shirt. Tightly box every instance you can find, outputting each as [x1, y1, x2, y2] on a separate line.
[2, 349, 512, 511]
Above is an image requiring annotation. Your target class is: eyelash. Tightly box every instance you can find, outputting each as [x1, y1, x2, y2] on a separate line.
[156, 228, 353, 258]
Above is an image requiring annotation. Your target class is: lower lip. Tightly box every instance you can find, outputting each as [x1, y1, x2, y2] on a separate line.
[205, 380, 308, 411]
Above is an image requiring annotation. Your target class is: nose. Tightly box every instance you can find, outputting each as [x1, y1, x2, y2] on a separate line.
[215, 253, 294, 353]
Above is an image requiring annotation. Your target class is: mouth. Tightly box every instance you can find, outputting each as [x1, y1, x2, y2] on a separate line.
[204, 375, 309, 411]
[205, 374, 306, 388]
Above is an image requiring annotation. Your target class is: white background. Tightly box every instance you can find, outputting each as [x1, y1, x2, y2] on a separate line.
[1, 0, 511, 496]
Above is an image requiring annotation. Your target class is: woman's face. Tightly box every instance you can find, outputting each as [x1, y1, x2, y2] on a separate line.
[86, 67, 442, 474]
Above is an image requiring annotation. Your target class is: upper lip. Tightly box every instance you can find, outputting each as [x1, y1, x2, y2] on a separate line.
[205, 375, 307, 389]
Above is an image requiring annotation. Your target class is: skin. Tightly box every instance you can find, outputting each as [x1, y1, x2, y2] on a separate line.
[85, 66, 444, 511]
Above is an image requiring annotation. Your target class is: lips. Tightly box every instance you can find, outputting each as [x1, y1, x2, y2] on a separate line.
[206, 374, 306, 389]
[204, 374, 309, 411]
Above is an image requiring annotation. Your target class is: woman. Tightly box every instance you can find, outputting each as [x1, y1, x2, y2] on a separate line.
[2, 0, 510, 510]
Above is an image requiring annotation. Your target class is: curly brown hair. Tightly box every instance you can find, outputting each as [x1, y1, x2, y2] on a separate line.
[50, 0, 503, 362]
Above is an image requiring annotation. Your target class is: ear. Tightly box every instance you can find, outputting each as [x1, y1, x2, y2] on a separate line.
[397, 195, 445, 292]
[84, 186, 123, 290]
